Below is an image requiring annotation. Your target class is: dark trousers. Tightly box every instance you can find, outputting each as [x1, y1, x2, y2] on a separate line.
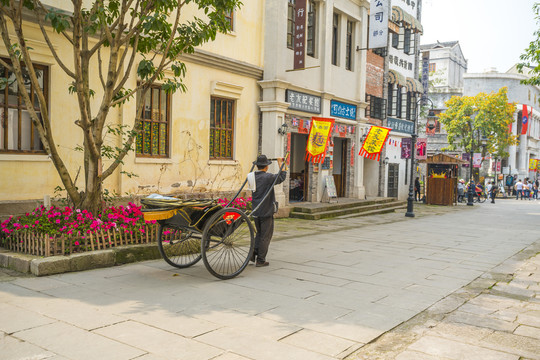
[254, 216, 274, 262]
[414, 188, 420, 201]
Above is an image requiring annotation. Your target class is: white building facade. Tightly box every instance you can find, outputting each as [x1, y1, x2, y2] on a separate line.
[259, 0, 370, 204]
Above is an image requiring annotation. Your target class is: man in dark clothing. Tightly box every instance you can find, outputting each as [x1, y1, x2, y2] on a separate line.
[250, 154, 287, 267]
[414, 177, 421, 201]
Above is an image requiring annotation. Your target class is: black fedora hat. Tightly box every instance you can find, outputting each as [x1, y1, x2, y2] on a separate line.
[253, 154, 272, 166]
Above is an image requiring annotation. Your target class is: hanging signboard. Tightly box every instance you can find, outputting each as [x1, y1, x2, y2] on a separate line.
[529, 158, 538, 172]
[472, 153, 482, 168]
[358, 126, 391, 161]
[368, 0, 389, 49]
[401, 137, 411, 159]
[421, 52, 430, 100]
[293, 0, 307, 69]
[305, 117, 335, 163]
[416, 138, 427, 160]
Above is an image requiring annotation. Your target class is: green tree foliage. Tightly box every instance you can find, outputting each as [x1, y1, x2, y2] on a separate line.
[0, 0, 241, 213]
[438, 87, 517, 159]
[518, 2, 540, 85]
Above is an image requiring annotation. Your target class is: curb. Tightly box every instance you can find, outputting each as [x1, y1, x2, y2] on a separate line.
[0, 244, 161, 276]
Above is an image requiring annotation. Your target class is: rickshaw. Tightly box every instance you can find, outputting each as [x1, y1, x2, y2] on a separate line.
[142, 154, 288, 280]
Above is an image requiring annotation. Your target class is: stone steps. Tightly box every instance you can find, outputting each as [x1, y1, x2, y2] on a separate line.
[289, 199, 407, 220]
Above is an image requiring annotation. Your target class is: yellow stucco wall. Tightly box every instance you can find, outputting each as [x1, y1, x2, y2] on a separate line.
[0, 2, 263, 202]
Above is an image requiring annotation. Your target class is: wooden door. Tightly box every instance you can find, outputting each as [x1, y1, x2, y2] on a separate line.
[387, 163, 399, 198]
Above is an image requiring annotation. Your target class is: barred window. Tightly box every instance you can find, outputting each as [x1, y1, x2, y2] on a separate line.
[210, 97, 235, 159]
[367, 95, 386, 120]
[0, 59, 48, 153]
[287, 0, 296, 49]
[225, 10, 234, 31]
[136, 86, 170, 157]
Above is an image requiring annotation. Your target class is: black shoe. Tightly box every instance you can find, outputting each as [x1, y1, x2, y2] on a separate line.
[256, 261, 269, 267]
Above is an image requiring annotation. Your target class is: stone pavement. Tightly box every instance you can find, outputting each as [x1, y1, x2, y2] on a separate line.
[1, 200, 539, 360]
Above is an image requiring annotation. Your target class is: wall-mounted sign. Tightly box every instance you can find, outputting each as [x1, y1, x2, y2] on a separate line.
[286, 90, 321, 114]
[294, 0, 307, 69]
[387, 117, 414, 134]
[330, 100, 357, 120]
[368, 0, 389, 49]
[422, 51, 429, 99]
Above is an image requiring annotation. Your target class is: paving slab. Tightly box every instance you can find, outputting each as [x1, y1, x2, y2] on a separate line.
[2, 201, 540, 359]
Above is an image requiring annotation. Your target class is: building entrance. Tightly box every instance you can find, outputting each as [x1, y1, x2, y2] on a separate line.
[387, 163, 399, 198]
[289, 133, 308, 202]
[332, 138, 348, 197]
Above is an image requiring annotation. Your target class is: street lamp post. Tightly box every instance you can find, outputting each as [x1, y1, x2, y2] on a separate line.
[406, 97, 434, 218]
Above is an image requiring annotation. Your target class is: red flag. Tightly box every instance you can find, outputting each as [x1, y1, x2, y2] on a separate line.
[521, 104, 529, 135]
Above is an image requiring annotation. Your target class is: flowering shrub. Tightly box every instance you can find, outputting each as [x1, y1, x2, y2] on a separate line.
[0, 203, 156, 239]
[216, 197, 252, 212]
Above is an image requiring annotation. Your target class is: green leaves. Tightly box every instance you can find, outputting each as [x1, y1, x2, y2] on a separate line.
[438, 87, 517, 158]
[45, 10, 71, 33]
[518, 2, 540, 85]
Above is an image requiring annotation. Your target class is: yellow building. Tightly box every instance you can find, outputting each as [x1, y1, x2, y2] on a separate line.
[0, 2, 264, 206]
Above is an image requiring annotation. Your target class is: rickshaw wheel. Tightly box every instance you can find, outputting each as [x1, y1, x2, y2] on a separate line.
[201, 208, 255, 280]
[157, 224, 202, 268]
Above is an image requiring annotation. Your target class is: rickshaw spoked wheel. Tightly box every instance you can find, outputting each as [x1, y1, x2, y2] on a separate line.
[201, 208, 255, 280]
[157, 224, 202, 268]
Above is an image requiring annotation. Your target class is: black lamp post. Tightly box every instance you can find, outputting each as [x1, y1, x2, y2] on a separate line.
[406, 97, 434, 218]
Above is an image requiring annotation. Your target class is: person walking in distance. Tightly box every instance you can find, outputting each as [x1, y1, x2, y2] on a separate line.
[515, 179, 524, 200]
[490, 181, 497, 203]
[250, 155, 287, 267]
[414, 177, 421, 201]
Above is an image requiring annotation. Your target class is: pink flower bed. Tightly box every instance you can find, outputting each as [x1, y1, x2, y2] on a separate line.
[1, 203, 156, 240]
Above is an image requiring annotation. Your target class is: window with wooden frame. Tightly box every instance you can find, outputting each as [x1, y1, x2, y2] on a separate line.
[395, 86, 403, 118]
[392, 30, 399, 49]
[307, 0, 317, 57]
[287, 0, 296, 49]
[0, 59, 48, 153]
[225, 10, 234, 31]
[345, 20, 354, 70]
[135, 86, 170, 157]
[209, 97, 235, 160]
[429, 63, 436, 72]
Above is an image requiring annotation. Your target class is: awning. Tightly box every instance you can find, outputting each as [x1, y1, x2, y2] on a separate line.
[406, 77, 424, 94]
[392, 6, 423, 34]
[388, 69, 406, 86]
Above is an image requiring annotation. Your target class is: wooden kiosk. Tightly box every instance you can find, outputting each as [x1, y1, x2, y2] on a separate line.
[419, 153, 468, 206]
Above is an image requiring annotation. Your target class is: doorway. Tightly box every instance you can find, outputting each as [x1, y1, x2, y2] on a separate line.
[289, 133, 308, 202]
[333, 138, 348, 197]
[387, 163, 399, 198]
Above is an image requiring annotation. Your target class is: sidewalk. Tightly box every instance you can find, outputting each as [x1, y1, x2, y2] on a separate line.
[347, 241, 540, 360]
[1, 200, 539, 360]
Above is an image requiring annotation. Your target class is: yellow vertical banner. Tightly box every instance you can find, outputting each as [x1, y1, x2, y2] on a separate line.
[529, 158, 538, 172]
[305, 117, 335, 163]
[358, 126, 391, 161]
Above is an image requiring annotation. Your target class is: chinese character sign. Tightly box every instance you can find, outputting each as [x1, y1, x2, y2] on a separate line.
[305, 117, 335, 163]
[294, 0, 307, 69]
[330, 100, 357, 120]
[359, 126, 391, 161]
[401, 137, 411, 159]
[421, 52, 429, 100]
[368, 0, 389, 49]
[416, 138, 427, 160]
